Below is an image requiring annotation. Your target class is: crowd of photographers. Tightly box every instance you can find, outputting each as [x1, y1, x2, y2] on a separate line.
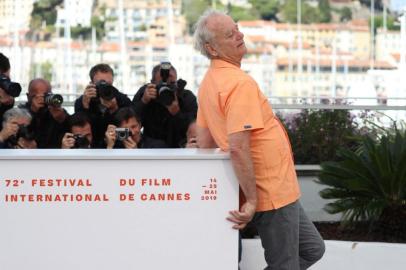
[0, 52, 198, 150]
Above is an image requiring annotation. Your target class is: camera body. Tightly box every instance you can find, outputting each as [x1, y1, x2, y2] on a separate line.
[115, 128, 132, 141]
[8, 125, 36, 146]
[155, 62, 187, 106]
[71, 134, 90, 149]
[96, 80, 117, 100]
[0, 74, 21, 98]
[44, 93, 64, 106]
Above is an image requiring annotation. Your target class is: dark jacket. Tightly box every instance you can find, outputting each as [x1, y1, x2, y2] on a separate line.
[132, 85, 197, 148]
[74, 91, 133, 146]
[113, 134, 168, 149]
[19, 103, 69, 148]
[0, 102, 14, 130]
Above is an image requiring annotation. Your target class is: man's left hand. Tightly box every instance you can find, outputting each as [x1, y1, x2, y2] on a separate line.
[123, 137, 137, 149]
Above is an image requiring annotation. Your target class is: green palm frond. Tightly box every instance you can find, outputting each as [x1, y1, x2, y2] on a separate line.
[318, 127, 406, 225]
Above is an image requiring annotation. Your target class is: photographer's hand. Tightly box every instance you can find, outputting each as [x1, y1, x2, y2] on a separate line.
[105, 124, 116, 149]
[166, 95, 180, 115]
[0, 122, 18, 142]
[185, 137, 198, 148]
[82, 83, 97, 109]
[49, 105, 67, 123]
[141, 84, 157, 104]
[61, 133, 75, 149]
[123, 137, 137, 149]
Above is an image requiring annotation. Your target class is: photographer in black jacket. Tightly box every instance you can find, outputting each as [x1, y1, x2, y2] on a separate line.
[105, 107, 167, 149]
[132, 62, 197, 147]
[0, 107, 36, 149]
[0, 53, 22, 129]
[19, 78, 68, 148]
[61, 112, 97, 149]
[74, 63, 132, 146]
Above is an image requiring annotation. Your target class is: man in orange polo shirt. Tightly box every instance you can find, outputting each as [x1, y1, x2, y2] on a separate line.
[193, 10, 324, 270]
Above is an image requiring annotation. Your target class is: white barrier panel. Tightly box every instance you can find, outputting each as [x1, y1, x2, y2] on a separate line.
[0, 149, 239, 270]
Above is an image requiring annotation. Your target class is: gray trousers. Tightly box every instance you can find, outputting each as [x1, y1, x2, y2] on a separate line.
[252, 200, 325, 270]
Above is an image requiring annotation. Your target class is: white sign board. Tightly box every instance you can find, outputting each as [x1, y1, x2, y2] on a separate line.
[0, 149, 239, 270]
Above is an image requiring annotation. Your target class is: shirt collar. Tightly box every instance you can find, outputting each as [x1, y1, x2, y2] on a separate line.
[210, 59, 241, 69]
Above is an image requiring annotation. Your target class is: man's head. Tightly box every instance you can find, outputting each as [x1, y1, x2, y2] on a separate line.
[89, 63, 118, 111]
[193, 10, 246, 65]
[89, 63, 114, 84]
[2, 107, 32, 129]
[2, 107, 36, 148]
[0, 53, 10, 77]
[0, 53, 17, 106]
[27, 79, 52, 112]
[68, 112, 93, 147]
[151, 62, 177, 84]
[114, 107, 142, 144]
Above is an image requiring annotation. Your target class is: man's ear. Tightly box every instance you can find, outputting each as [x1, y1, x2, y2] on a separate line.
[205, 42, 218, 57]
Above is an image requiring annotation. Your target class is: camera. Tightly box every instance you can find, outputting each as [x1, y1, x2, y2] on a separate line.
[8, 125, 36, 146]
[44, 93, 63, 106]
[0, 74, 21, 97]
[96, 80, 117, 100]
[155, 62, 187, 106]
[115, 128, 132, 141]
[71, 134, 90, 149]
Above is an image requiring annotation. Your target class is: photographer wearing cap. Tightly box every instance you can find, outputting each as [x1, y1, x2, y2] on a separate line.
[132, 62, 197, 148]
[61, 112, 96, 149]
[105, 107, 166, 149]
[19, 78, 68, 148]
[74, 63, 132, 146]
[0, 107, 37, 149]
[0, 53, 22, 129]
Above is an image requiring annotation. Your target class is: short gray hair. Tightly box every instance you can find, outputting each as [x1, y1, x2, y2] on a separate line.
[193, 9, 226, 59]
[2, 107, 32, 126]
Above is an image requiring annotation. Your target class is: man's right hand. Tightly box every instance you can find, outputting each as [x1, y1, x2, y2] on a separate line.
[105, 124, 117, 149]
[82, 83, 97, 109]
[227, 200, 257, 230]
[141, 84, 157, 104]
[61, 133, 75, 149]
[0, 122, 18, 142]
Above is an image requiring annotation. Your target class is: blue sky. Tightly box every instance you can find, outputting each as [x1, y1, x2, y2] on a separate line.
[391, 0, 406, 11]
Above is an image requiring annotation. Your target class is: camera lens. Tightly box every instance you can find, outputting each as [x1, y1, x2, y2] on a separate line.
[44, 94, 63, 106]
[0, 75, 21, 97]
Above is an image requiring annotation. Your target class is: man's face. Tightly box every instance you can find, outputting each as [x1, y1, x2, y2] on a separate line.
[206, 15, 246, 64]
[92, 71, 113, 85]
[0, 87, 14, 106]
[153, 69, 177, 84]
[71, 123, 93, 146]
[120, 117, 141, 144]
[29, 81, 51, 110]
[92, 71, 117, 110]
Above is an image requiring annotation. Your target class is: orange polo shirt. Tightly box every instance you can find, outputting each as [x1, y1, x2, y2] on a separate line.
[197, 59, 300, 211]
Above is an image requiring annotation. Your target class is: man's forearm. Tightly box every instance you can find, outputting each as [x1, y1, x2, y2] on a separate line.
[230, 146, 257, 204]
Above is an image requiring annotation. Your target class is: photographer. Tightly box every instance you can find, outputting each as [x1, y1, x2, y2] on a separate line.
[0, 107, 37, 149]
[132, 62, 197, 148]
[0, 53, 22, 128]
[19, 78, 68, 148]
[105, 107, 166, 149]
[74, 63, 132, 146]
[61, 112, 95, 149]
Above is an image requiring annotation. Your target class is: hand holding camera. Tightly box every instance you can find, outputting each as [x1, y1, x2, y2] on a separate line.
[141, 83, 158, 104]
[0, 122, 18, 142]
[62, 133, 90, 149]
[82, 83, 97, 109]
[105, 124, 117, 149]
